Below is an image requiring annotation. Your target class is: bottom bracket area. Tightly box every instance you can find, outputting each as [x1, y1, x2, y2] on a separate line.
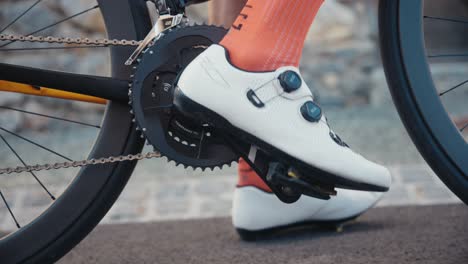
[130, 25, 238, 169]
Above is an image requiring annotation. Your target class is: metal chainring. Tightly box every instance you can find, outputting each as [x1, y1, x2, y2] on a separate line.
[130, 25, 238, 170]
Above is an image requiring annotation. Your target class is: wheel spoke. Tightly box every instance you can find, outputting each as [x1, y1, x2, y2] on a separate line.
[0, 126, 72, 161]
[428, 53, 468, 58]
[424, 15, 468, 25]
[0, 134, 55, 200]
[0, 190, 20, 228]
[0, 5, 100, 49]
[0, 0, 44, 34]
[439, 79, 468, 96]
[425, 16, 468, 59]
[461, 122, 468, 132]
[0, 106, 101, 129]
[0, 45, 107, 52]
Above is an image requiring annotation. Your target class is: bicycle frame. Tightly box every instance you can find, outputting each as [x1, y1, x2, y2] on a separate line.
[0, 80, 106, 104]
[0, 62, 128, 103]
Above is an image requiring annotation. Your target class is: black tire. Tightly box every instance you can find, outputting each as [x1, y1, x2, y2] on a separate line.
[0, 1, 151, 263]
[379, 0, 468, 204]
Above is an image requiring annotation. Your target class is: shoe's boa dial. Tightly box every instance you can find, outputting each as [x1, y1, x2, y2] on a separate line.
[129, 25, 238, 170]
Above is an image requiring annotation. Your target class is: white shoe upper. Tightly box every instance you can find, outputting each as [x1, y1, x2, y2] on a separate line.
[177, 44, 392, 189]
[232, 186, 383, 231]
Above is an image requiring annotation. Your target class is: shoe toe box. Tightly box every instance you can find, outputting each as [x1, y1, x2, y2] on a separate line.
[339, 154, 393, 190]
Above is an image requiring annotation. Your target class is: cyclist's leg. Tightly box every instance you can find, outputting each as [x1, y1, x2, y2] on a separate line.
[208, 0, 247, 29]
[209, 0, 266, 193]
[202, 1, 387, 237]
[220, 0, 324, 71]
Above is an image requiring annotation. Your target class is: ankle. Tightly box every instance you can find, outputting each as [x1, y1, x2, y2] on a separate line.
[220, 43, 297, 72]
[237, 158, 272, 193]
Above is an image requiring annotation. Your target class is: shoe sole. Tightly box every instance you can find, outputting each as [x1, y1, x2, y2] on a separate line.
[233, 186, 363, 241]
[174, 88, 389, 193]
[236, 214, 360, 242]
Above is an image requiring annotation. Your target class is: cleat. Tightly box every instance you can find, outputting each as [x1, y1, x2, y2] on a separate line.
[174, 44, 392, 193]
[333, 224, 344, 233]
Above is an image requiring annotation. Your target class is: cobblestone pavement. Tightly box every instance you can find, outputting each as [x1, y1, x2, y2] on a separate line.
[102, 163, 463, 224]
[0, 162, 462, 231]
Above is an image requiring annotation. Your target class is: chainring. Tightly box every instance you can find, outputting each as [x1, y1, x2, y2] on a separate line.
[130, 25, 237, 169]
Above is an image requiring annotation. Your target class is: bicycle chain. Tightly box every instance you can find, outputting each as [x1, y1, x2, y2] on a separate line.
[0, 33, 161, 175]
[0, 152, 161, 175]
[0, 33, 142, 46]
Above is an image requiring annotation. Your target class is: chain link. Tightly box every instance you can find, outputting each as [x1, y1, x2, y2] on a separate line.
[0, 152, 161, 175]
[0, 33, 161, 175]
[0, 33, 142, 46]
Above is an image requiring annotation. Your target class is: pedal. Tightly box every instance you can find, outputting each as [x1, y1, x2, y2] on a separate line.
[222, 134, 337, 204]
[266, 163, 337, 201]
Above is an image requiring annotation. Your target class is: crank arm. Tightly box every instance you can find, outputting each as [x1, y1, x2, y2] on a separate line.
[125, 14, 184, 65]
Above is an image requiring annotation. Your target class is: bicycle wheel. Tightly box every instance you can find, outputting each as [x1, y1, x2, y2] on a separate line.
[0, 1, 151, 263]
[380, 0, 468, 204]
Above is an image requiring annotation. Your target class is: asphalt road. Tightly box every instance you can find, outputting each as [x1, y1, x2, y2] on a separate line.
[60, 204, 467, 264]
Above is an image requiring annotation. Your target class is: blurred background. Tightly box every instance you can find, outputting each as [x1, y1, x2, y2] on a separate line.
[0, 0, 465, 231]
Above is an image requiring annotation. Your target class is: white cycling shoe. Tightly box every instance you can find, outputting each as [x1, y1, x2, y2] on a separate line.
[175, 44, 392, 192]
[233, 160, 383, 240]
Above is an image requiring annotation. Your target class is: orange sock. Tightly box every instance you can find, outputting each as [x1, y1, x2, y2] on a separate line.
[220, 0, 325, 72]
[237, 158, 272, 193]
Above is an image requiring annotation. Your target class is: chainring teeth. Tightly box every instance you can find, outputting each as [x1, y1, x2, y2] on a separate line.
[127, 24, 236, 170]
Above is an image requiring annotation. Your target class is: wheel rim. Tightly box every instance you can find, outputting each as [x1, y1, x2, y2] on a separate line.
[398, 0, 468, 179]
[0, 0, 149, 262]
